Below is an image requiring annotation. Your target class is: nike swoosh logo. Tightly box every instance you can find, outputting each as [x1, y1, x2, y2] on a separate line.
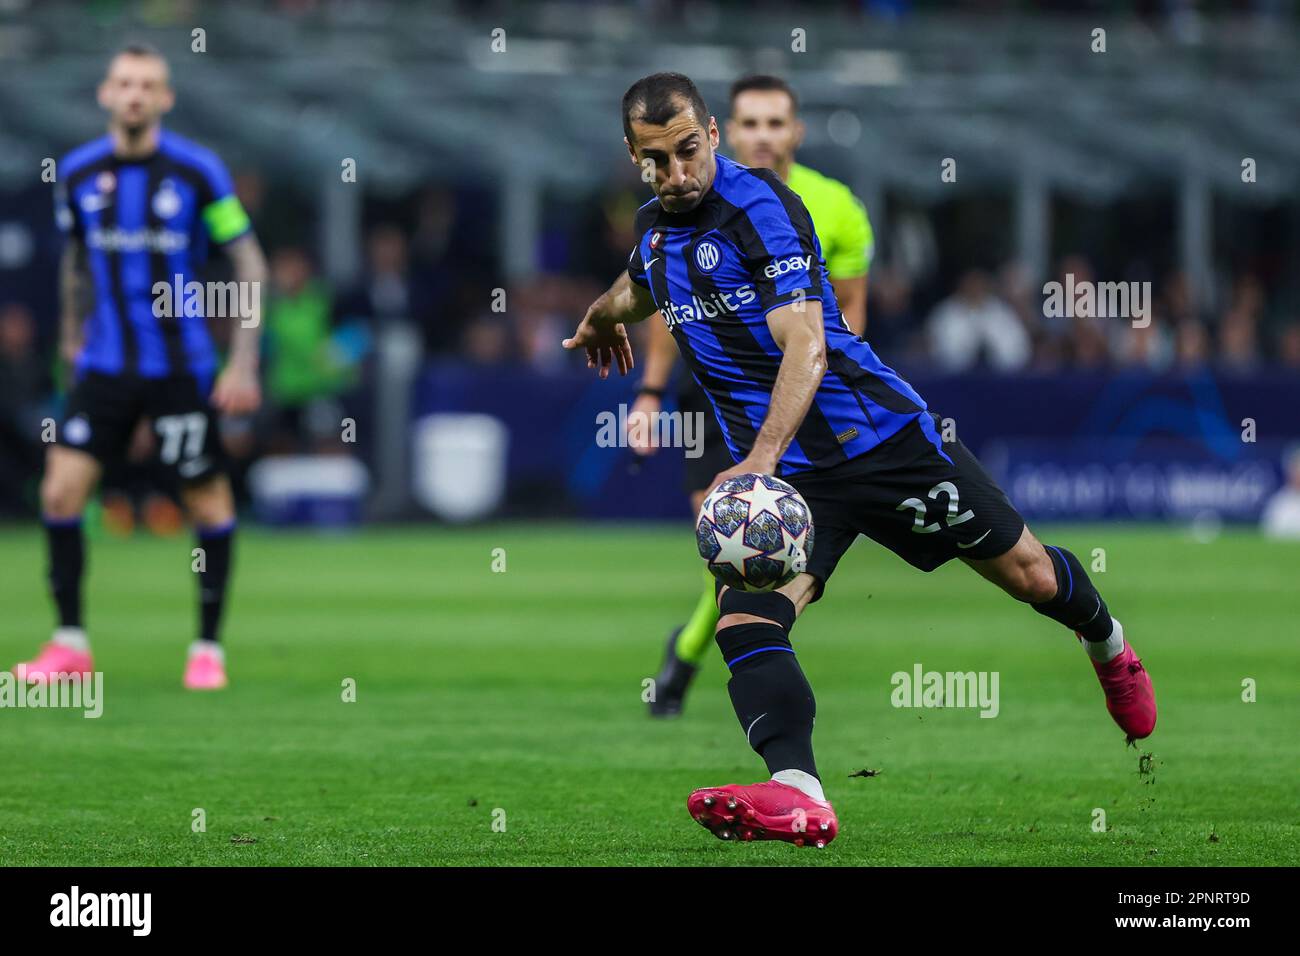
[645, 257, 660, 269]
[745, 712, 767, 744]
[956, 529, 992, 550]
[178, 457, 210, 478]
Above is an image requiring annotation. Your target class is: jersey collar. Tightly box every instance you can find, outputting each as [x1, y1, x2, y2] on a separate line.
[110, 126, 164, 165]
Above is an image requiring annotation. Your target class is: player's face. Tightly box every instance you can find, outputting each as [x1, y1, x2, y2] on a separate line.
[98, 53, 174, 134]
[725, 90, 803, 171]
[626, 106, 720, 214]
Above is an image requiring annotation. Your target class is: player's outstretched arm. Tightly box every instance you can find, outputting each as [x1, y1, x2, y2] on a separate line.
[563, 270, 656, 380]
[710, 299, 826, 485]
[57, 236, 91, 374]
[210, 233, 268, 415]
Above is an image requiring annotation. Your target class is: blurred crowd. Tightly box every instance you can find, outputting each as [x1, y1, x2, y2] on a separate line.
[895, 262, 1300, 375]
[363, 174, 1300, 377]
[1, 165, 1298, 518]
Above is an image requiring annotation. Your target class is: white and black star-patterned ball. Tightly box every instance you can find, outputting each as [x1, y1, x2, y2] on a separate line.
[696, 473, 814, 592]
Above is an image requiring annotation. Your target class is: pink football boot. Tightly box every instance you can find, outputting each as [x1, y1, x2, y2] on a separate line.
[1089, 627, 1157, 743]
[13, 630, 94, 683]
[183, 642, 228, 690]
[688, 780, 839, 848]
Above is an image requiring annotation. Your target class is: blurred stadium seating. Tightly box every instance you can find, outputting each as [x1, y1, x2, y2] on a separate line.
[1, 0, 1298, 524]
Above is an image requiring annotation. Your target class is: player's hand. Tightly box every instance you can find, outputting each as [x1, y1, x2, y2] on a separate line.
[708, 454, 779, 492]
[563, 306, 634, 380]
[211, 364, 262, 416]
[626, 392, 662, 456]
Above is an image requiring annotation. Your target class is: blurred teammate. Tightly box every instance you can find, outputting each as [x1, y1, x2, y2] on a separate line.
[12, 43, 267, 690]
[565, 73, 1156, 848]
[632, 75, 873, 717]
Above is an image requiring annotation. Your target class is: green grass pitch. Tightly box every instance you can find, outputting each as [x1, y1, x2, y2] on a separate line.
[0, 523, 1296, 866]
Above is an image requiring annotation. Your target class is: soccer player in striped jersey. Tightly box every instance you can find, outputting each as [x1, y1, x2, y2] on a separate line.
[565, 73, 1156, 848]
[631, 74, 875, 718]
[12, 44, 268, 690]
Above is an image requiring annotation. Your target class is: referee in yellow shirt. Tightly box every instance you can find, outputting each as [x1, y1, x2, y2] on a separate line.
[630, 74, 876, 717]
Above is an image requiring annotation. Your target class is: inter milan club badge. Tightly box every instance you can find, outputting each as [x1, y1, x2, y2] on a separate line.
[95, 170, 116, 194]
[694, 239, 720, 273]
[650, 230, 662, 250]
[152, 181, 182, 219]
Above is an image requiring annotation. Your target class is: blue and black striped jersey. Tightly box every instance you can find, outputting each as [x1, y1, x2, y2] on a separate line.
[53, 129, 252, 382]
[629, 154, 934, 476]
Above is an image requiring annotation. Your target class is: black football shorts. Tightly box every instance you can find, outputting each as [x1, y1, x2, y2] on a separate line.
[784, 412, 1026, 600]
[58, 371, 226, 484]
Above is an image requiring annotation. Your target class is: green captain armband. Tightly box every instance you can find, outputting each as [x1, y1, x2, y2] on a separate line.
[202, 195, 252, 245]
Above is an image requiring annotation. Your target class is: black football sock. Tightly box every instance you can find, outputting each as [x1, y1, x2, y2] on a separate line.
[196, 520, 235, 643]
[1032, 545, 1113, 642]
[717, 622, 819, 780]
[45, 516, 85, 629]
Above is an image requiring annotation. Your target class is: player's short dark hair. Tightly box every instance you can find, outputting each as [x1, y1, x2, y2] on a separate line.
[113, 41, 166, 62]
[729, 74, 799, 114]
[622, 72, 710, 144]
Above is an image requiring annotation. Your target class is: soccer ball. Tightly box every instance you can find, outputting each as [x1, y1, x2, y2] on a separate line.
[696, 473, 814, 592]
